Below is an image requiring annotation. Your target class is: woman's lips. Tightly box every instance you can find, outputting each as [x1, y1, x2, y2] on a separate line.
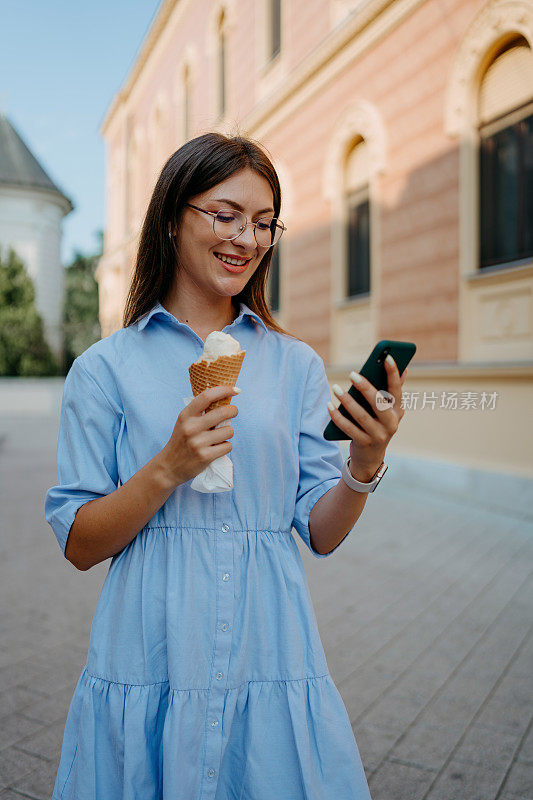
[214, 253, 251, 273]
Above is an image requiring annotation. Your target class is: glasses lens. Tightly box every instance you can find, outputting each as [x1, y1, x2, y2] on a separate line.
[214, 209, 245, 240]
[255, 218, 284, 247]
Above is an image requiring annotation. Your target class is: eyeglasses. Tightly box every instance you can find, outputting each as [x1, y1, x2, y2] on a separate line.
[185, 203, 286, 248]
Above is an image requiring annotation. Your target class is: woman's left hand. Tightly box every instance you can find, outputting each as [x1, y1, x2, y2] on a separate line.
[327, 355, 407, 481]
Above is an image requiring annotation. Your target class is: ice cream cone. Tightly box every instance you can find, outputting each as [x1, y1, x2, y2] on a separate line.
[189, 350, 245, 413]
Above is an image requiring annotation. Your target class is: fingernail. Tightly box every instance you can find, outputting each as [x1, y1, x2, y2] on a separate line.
[385, 354, 395, 366]
[349, 371, 362, 383]
[333, 383, 344, 397]
[233, 387, 241, 394]
[327, 401, 335, 412]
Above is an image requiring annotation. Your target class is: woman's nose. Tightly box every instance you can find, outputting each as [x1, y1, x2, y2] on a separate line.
[233, 223, 256, 248]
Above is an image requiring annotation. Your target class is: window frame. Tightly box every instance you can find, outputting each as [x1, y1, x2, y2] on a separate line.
[183, 64, 191, 141]
[218, 13, 227, 119]
[345, 186, 371, 299]
[269, 0, 282, 61]
[268, 243, 281, 313]
[478, 100, 533, 270]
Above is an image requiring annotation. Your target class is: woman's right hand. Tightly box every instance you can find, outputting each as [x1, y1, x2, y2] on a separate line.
[159, 385, 240, 487]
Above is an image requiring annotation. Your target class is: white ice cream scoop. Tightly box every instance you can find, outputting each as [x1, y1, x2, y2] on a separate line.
[200, 331, 241, 363]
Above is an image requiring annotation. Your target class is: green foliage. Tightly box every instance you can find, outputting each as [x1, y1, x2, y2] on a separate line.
[63, 239, 102, 373]
[0, 247, 60, 376]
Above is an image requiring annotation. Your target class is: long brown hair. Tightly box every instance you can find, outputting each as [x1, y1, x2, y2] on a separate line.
[122, 132, 300, 340]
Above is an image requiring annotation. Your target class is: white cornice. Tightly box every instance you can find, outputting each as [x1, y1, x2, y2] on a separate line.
[100, 0, 178, 137]
[327, 361, 533, 379]
[242, 0, 425, 138]
[100, 0, 425, 140]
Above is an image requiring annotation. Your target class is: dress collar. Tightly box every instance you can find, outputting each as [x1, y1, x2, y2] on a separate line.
[137, 300, 268, 333]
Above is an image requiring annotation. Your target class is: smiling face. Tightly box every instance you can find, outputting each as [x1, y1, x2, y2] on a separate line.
[173, 167, 275, 305]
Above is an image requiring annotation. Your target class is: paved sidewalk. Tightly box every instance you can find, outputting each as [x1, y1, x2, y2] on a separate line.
[0, 378, 532, 800]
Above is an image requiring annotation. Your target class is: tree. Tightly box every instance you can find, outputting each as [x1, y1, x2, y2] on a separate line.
[63, 233, 102, 373]
[0, 247, 59, 376]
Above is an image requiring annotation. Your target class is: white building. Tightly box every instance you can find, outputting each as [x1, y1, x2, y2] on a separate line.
[0, 113, 73, 361]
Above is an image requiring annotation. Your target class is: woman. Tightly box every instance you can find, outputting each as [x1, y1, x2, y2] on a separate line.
[45, 132, 406, 799]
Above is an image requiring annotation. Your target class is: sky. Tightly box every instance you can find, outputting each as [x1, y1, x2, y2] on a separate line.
[2, 0, 160, 266]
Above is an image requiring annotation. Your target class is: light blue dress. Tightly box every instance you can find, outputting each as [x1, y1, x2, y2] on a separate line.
[45, 300, 372, 800]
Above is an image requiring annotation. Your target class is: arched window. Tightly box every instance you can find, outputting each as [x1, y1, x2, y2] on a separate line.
[127, 125, 143, 234]
[125, 114, 134, 235]
[183, 64, 191, 141]
[151, 104, 165, 182]
[344, 137, 370, 297]
[478, 35, 533, 268]
[268, 245, 280, 313]
[218, 11, 226, 118]
[269, 0, 281, 60]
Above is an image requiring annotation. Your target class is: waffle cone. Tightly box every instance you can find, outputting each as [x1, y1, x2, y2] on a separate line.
[189, 350, 245, 413]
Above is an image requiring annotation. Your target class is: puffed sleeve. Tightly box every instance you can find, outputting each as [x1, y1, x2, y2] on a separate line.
[291, 351, 345, 558]
[44, 356, 122, 558]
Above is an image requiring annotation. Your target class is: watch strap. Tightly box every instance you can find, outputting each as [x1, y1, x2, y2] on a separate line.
[341, 456, 388, 493]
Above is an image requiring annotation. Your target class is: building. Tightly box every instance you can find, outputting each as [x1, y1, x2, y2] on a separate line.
[0, 113, 73, 362]
[99, 0, 533, 480]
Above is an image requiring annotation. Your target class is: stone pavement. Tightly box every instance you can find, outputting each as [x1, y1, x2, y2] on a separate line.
[0, 377, 532, 800]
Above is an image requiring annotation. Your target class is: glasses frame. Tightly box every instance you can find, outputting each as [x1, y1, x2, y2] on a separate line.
[185, 203, 286, 248]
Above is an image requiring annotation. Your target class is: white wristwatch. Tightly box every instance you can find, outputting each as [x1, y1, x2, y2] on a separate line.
[341, 456, 388, 493]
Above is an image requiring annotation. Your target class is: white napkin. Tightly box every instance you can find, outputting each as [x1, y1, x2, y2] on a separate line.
[182, 396, 234, 492]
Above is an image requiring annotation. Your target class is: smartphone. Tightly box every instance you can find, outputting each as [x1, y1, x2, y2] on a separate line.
[323, 339, 417, 440]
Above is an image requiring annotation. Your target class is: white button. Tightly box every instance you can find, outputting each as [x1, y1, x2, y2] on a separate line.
[216, 672, 223, 680]
[222, 573, 230, 581]
[207, 768, 216, 778]
[221, 623, 229, 631]
[221, 523, 229, 533]
[210, 718, 219, 727]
